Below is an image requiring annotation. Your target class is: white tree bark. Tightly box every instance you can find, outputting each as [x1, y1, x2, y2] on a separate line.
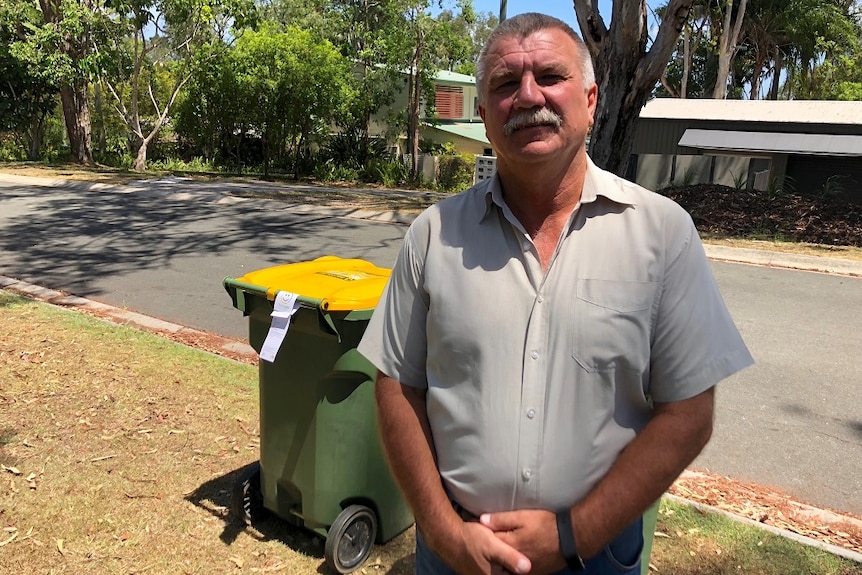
[711, 0, 749, 99]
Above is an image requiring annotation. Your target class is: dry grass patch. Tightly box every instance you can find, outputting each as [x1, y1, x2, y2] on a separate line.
[0, 292, 414, 575]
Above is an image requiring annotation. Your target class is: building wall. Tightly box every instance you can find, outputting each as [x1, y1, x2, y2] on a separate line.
[632, 116, 862, 201]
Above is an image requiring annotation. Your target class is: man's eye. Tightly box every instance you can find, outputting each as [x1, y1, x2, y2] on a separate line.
[493, 80, 518, 91]
[539, 74, 564, 85]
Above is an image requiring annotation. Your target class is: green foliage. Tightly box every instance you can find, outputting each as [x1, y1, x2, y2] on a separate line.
[730, 169, 748, 190]
[147, 156, 220, 173]
[0, 134, 25, 161]
[817, 175, 847, 199]
[363, 158, 409, 187]
[436, 152, 474, 192]
[312, 160, 360, 183]
[231, 24, 354, 176]
[320, 130, 391, 169]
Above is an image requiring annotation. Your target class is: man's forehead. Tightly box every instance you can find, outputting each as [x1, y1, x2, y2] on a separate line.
[486, 30, 577, 68]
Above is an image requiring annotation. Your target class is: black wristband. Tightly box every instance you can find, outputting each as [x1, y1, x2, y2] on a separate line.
[555, 510, 586, 571]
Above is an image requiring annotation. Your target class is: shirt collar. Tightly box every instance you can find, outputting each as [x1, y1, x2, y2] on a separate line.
[480, 155, 636, 223]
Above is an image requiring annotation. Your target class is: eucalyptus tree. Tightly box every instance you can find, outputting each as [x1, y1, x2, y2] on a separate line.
[91, 0, 257, 171]
[321, 0, 408, 164]
[396, 1, 476, 178]
[711, 0, 749, 98]
[658, 0, 711, 97]
[574, 0, 697, 176]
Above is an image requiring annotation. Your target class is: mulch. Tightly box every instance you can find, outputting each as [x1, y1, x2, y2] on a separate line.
[660, 185, 862, 247]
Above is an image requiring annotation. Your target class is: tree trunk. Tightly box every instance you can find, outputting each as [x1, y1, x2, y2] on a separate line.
[681, 26, 690, 98]
[575, 0, 695, 177]
[134, 139, 148, 172]
[25, 116, 45, 161]
[60, 82, 94, 165]
[768, 49, 783, 100]
[712, 0, 748, 99]
[94, 82, 105, 157]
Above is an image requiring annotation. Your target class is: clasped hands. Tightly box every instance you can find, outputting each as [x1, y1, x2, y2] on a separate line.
[449, 509, 567, 575]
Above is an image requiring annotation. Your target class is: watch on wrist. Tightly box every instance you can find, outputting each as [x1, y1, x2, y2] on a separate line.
[555, 510, 586, 571]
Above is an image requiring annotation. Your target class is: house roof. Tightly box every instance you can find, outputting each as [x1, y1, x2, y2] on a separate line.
[679, 129, 862, 157]
[434, 70, 477, 86]
[641, 98, 862, 126]
[428, 121, 489, 145]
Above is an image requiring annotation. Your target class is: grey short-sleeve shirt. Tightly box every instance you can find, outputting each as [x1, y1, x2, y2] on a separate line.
[358, 158, 754, 515]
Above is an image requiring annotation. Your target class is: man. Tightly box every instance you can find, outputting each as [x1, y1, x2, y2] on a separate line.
[357, 12, 753, 575]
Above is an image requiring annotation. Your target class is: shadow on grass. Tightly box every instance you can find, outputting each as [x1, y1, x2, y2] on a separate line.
[184, 462, 325, 557]
[185, 461, 417, 575]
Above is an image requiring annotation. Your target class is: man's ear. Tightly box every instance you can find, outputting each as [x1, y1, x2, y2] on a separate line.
[478, 104, 486, 122]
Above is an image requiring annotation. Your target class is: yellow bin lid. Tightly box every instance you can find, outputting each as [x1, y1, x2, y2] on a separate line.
[236, 256, 391, 311]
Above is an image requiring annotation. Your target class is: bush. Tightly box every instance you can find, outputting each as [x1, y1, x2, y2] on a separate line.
[437, 153, 475, 192]
[362, 158, 408, 187]
[0, 134, 25, 161]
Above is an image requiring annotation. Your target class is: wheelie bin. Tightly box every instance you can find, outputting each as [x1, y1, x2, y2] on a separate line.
[223, 256, 414, 574]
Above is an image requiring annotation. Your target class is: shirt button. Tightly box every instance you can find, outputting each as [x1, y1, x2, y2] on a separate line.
[537, 294, 544, 303]
[527, 408, 536, 419]
[522, 468, 532, 481]
[530, 350, 539, 360]
[522, 242, 531, 251]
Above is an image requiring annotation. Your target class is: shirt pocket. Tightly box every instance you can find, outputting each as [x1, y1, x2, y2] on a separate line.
[572, 279, 657, 373]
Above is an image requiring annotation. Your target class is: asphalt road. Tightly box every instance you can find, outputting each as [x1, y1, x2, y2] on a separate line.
[1, 175, 860, 515]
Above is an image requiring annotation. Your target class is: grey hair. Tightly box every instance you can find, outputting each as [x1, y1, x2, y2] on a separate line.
[475, 12, 595, 105]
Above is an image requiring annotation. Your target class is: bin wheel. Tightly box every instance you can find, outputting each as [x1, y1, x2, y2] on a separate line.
[324, 504, 378, 574]
[231, 462, 264, 526]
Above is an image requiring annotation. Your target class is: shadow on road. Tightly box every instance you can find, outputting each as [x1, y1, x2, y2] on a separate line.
[0, 180, 403, 298]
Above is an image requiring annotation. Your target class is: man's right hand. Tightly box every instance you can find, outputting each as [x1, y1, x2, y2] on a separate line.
[430, 520, 532, 575]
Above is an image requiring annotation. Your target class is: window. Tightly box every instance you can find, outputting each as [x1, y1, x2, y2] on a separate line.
[435, 85, 464, 119]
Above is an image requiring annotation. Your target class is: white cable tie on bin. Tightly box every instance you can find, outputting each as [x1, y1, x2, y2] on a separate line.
[259, 291, 301, 363]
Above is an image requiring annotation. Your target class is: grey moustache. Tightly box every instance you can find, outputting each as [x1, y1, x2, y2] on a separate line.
[503, 108, 563, 136]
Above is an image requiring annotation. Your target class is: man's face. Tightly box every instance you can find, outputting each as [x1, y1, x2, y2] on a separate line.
[478, 28, 597, 166]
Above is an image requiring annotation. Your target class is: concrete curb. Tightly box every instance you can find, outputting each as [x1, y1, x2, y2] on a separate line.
[0, 275, 256, 362]
[704, 245, 862, 277]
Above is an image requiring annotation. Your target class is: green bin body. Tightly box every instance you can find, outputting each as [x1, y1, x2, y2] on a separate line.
[224, 257, 413, 544]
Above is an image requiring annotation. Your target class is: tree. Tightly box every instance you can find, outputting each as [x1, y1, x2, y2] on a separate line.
[232, 25, 354, 177]
[0, 1, 58, 160]
[92, 0, 256, 171]
[658, 0, 710, 98]
[8, 0, 106, 164]
[711, 0, 748, 98]
[574, 0, 696, 176]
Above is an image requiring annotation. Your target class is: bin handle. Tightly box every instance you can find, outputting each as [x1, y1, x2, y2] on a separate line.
[223, 276, 342, 342]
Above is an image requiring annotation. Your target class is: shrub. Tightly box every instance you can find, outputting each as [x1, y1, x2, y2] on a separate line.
[437, 153, 475, 192]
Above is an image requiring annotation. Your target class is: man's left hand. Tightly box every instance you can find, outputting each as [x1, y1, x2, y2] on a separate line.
[480, 509, 565, 575]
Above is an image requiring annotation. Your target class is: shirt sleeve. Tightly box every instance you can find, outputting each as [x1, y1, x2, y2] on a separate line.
[357, 219, 431, 388]
[649, 213, 754, 402]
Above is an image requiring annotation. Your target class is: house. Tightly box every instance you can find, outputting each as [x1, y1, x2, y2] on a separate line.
[369, 69, 490, 158]
[630, 99, 862, 201]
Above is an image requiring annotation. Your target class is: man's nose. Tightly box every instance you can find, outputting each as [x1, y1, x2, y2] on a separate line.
[514, 74, 545, 109]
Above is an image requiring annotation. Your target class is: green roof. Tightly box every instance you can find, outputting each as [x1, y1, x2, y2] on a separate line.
[434, 70, 477, 85]
[428, 121, 489, 144]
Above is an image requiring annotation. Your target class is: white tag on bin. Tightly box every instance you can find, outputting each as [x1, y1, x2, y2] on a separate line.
[259, 291, 301, 363]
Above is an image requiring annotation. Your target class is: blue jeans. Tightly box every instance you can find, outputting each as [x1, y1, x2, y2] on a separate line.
[415, 516, 643, 575]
